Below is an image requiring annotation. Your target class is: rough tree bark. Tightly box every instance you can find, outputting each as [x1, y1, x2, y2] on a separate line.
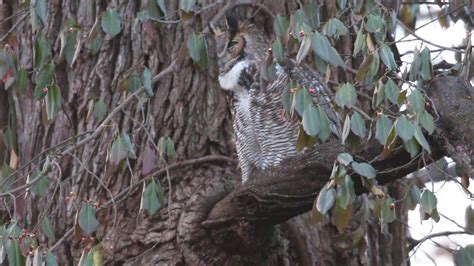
[1, 0, 472, 265]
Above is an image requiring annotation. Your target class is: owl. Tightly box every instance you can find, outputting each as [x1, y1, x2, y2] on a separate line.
[214, 15, 340, 183]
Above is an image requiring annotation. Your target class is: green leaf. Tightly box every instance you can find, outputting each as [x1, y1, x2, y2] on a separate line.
[420, 189, 437, 215]
[30, 171, 49, 197]
[454, 245, 474, 266]
[6, 238, 22, 266]
[89, 35, 103, 55]
[274, 15, 289, 41]
[420, 111, 435, 135]
[45, 83, 62, 120]
[375, 115, 393, 145]
[403, 138, 420, 158]
[180, 0, 196, 13]
[403, 184, 422, 211]
[352, 162, 376, 179]
[337, 175, 355, 209]
[365, 52, 380, 82]
[143, 67, 153, 97]
[110, 134, 130, 165]
[379, 44, 397, 71]
[142, 178, 164, 215]
[6, 222, 22, 238]
[337, 0, 347, 9]
[60, 23, 80, 66]
[322, 18, 348, 39]
[316, 106, 331, 142]
[353, 29, 366, 56]
[365, 14, 385, 33]
[3, 127, 16, 151]
[296, 126, 317, 153]
[414, 125, 431, 153]
[350, 112, 366, 138]
[337, 153, 353, 166]
[78, 202, 99, 236]
[302, 105, 320, 137]
[295, 87, 312, 116]
[137, 10, 151, 22]
[335, 83, 357, 108]
[41, 217, 55, 241]
[311, 201, 325, 224]
[30, 0, 47, 30]
[14, 68, 29, 93]
[158, 0, 167, 17]
[46, 250, 58, 266]
[294, 8, 309, 25]
[187, 33, 208, 67]
[303, 1, 320, 29]
[1, 164, 16, 193]
[375, 79, 387, 107]
[409, 48, 422, 81]
[384, 78, 400, 105]
[419, 47, 432, 80]
[101, 9, 121, 37]
[89, 245, 104, 266]
[34, 0, 47, 25]
[34, 63, 55, 99]
[146, 0, 167, 19]
[165, 137, 176, 160]
[332, 201, 352, 233]
[121, 132, 136, 159]
[395, 115, 414, 141]
[121, 71, 141, 93]
[316, 183, 337, 214]
[81, 249, 94, 266]
[431, 207, 440, 222]
[437, 7, 450, 29]
[34, 32, 52, 68]
[296, 34, 312, 65]
[272, 37, 285, 62]
[282, 83, 293, 114]
[311, 32, 345, 67]
[381, 197, 396, 223]
[355, 54, 374, 82]
[408, 88, 425, 114]
[94, 98, 107, 121]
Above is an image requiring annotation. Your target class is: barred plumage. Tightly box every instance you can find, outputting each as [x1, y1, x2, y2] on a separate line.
[214, 16, 339, 182]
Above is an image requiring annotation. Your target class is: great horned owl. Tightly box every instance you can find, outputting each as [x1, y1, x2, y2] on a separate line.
[214, 15, 340, 183]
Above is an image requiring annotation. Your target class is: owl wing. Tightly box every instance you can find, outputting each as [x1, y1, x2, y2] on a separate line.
[276, 59, 341, 138]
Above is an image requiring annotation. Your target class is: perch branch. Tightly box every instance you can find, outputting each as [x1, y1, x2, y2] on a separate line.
[202, 76, 473, 227]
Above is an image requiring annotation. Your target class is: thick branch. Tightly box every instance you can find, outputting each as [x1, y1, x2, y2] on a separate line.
[204, 138, 445, 226]
[177, 77, 472, 265]
[204, 76, 473, 226]
[427, 76, 474, 177]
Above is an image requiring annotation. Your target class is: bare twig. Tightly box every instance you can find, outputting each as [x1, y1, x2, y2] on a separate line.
[0, 131, 94, 189]
[0, 13, 28, 42]
[396, 18, 464, 53]
[409, 230, 467, 250]
[48, 154, 234, 251]
[67, 151, 118, 231]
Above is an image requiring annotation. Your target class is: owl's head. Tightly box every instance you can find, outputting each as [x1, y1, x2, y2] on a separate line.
[212, 15, 269, 92]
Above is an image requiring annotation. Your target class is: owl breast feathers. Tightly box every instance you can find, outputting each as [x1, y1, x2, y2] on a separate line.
[214, 16, 340, 183]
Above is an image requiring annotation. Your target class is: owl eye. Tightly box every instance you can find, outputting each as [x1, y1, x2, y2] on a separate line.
[228, 40, 239, 49]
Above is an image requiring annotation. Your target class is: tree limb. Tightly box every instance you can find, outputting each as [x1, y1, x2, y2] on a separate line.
[202, 76, 473, 226]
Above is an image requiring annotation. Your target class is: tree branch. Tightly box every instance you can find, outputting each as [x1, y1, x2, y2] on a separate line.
[201, 76, 472, 227]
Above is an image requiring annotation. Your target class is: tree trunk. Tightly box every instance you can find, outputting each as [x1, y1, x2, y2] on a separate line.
[4, 1, 470, 265]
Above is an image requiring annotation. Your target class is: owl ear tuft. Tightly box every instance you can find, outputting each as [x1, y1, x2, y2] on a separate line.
[209, 22, 221, 36]
[226, 14, 239, 36]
